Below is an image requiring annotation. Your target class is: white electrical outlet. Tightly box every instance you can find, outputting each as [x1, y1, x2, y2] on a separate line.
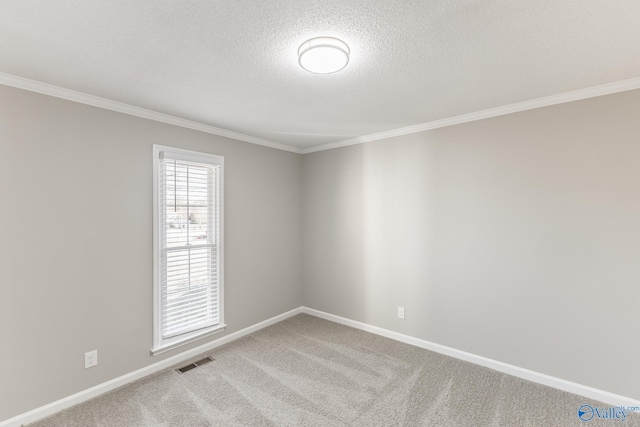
[397, 307, 405, 319]
[85, 350, 98, 369]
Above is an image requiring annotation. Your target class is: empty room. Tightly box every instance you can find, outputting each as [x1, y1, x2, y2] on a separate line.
[1, 1, 639, 426]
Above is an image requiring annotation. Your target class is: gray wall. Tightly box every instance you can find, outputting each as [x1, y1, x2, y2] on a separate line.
[2, 83, 640, 421]
[0, 85, 303, 421]
[303, 89, 640, 400]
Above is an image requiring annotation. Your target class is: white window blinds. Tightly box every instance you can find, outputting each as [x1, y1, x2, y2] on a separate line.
[153, 146, 224, 353]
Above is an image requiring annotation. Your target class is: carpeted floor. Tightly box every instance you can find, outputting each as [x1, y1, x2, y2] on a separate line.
[29, 314, 639, 426]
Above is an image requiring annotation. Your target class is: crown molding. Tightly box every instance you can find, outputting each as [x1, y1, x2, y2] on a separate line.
[3, 71, 640, 156]
[0, 72, 303, 154]
[301, 76, 640, 154]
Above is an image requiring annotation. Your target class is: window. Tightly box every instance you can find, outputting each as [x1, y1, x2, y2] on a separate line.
[152, 145, 224, 355]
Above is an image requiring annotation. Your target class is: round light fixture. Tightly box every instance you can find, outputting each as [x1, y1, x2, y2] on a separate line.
[298, 37, 350, 74]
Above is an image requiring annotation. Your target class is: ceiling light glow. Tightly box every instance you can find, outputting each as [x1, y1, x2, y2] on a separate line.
[298, 37, 350, 74]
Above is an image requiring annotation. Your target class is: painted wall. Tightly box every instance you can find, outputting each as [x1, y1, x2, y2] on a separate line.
[303, 89, 640, 400]
[3, 82, 640, 421]
[0, 85, 303, 421]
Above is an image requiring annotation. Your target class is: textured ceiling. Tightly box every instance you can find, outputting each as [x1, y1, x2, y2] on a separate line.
[2, 1, 640, 151]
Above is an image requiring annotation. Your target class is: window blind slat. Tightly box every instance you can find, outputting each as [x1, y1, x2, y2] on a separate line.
[162, 305, 219, 322]
[163, 287, 218, 304]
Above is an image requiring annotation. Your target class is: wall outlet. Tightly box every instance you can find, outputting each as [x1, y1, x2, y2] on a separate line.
[397, 307, 405, 319]
[85, 350, 98, 369]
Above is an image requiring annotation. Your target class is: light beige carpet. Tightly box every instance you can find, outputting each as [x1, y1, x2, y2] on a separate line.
[30, 314, 639, 426]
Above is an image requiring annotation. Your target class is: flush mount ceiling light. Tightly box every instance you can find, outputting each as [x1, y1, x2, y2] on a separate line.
[298, 37, 350, 74]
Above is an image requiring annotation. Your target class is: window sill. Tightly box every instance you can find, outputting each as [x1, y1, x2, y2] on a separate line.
[151, 324, 227, 356]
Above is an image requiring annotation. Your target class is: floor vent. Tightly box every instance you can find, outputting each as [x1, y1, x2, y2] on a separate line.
[176, 356, 214, 374]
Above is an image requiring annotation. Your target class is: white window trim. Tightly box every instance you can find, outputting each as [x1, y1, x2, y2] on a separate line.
[151, 144, 225, 356]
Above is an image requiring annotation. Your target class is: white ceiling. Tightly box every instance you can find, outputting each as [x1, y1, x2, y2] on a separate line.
[2, 1, 640, 152]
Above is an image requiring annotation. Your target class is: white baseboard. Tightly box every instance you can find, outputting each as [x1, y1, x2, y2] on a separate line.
[0, 307, 303, 427]
[5, 305, 638, 426]
[301, 306, 640, 408]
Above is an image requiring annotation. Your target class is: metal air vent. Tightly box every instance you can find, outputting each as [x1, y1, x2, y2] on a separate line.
[176, 356, 214, 374]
